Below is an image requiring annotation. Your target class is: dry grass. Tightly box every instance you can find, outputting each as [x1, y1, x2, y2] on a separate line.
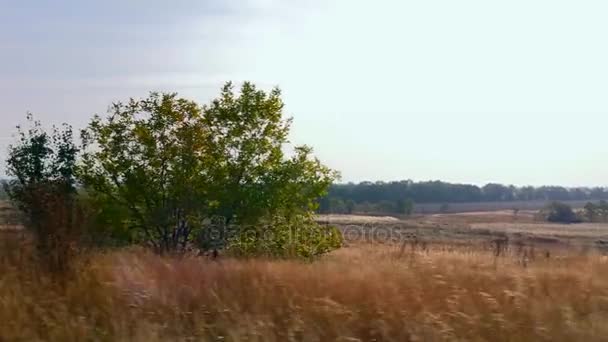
[2, 236, 608, 341]
[471, 222, 608, 239]
[413, 200, 594, 215]
[324, 212, 608, 251]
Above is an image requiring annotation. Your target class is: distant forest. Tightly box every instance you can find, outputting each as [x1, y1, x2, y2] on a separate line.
[318, 181, 608, 215]
[2, 177, 606, 216]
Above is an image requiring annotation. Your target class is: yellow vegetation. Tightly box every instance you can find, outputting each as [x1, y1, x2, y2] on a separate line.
[2, 236, 608, 341]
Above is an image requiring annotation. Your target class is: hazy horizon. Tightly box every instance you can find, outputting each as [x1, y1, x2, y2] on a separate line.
[2, 0, 607, 187]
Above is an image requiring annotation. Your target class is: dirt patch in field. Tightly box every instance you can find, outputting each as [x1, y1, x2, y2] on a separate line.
[316, 214, 401, 224]
[427, 210, 538, 225]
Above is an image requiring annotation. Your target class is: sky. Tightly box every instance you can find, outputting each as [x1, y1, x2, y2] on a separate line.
[1, 0, 607, 187]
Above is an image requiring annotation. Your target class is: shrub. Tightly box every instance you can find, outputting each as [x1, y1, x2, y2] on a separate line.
[583, 201, 608, 222]
[226, 214, 342, 259]
[397, 198, 415, 215]
[3, 114, 82, 273]
[541, 201, 580, 223]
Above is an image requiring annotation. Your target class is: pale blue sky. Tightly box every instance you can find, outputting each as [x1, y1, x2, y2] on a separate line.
[1, 0, 607, 186]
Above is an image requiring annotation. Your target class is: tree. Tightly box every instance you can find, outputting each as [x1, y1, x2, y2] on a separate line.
[324, 181, 608, 209]
[345, 199, 355, 214]
[542, 202, 579, 224]
[201, 83, 337, 225]
[377, 200, 395, 213]
[396, 198, 414, 215]
[3, 114, 80, 272]
[80, 83, 339, 255]
[482, 183, 513, 201]
[599, 200, 608, 221]
[80, 93, 210, 253]
[584, 202, 597, 222]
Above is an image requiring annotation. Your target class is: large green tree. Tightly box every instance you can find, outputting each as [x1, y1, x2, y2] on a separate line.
[80, 93, 211, 252]
[80, 82, 339, 254]
[201, 82, 336, 224]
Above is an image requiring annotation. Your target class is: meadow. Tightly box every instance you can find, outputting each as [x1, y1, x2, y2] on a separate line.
[2, 210, 608, 341]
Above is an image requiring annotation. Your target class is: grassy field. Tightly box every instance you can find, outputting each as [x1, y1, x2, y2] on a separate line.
[412, 199, 599, 214]
[320, 211, 608, 251]
[2, 212, 608, 340]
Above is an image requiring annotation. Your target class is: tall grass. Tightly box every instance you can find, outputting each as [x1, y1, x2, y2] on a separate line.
[2, 239, 608, 341]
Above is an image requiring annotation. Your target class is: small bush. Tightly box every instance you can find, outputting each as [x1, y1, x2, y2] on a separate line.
[541, 201, 580, 223]
[3, 115, 82, 274]
[226, 215, 342, 259]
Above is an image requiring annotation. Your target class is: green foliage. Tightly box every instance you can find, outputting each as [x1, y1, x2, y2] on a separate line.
[541, 201, 580, 224]
[4, 114, 78, 220]
[3, 114, 81, 273]
[226, 214, 342, 259]
[377, 200, 396, 213]
[326, 198, 347, 214]
[345, 199, 355, 214]
[322, 197, 414, 216]
[80, 82, 339, 255]
[583, 201, 608, 222]
[396, 198, 414, 215]
[584, 202, 596, 221]
[321, 181, 608, 215]
[79, 92, 210, 253]
[4, 114, 78, 196]
[201, 83, 337, 225]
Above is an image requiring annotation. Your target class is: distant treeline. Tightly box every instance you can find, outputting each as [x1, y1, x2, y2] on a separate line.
[318, 180, 608, 215]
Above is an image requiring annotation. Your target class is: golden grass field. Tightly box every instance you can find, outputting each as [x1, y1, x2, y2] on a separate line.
[2, 211, 608, 341]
